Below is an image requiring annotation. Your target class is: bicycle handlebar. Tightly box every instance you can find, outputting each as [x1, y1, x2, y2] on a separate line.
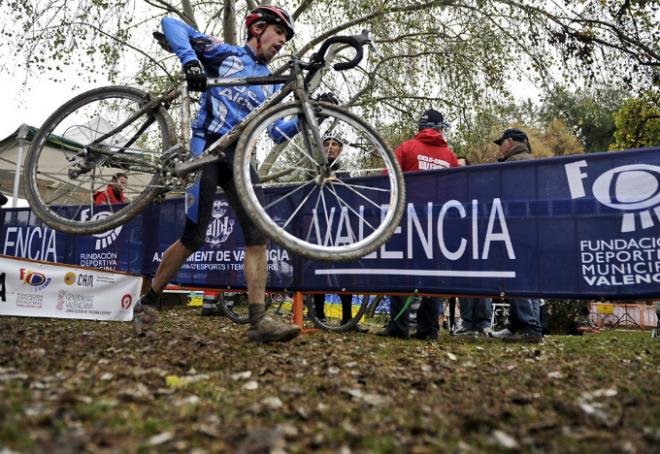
[311, 29, 372, 71]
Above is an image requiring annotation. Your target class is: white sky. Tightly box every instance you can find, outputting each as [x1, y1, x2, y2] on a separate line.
[0, 72, 110, 140]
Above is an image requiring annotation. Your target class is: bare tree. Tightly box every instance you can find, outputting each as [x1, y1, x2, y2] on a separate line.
[2, 0, 657, 153]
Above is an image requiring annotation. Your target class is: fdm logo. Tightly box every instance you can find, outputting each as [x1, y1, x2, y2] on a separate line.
[565, 161, 660, 233]
[80, 209, 123, 249]
[19, 268, 52, 291]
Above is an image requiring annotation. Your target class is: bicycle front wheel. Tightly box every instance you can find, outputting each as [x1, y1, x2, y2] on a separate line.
[23, 86, 174, 235]
[234, 101, 405, 262]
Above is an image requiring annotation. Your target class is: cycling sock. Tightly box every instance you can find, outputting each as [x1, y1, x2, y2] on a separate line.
[248, 303, 265, 325]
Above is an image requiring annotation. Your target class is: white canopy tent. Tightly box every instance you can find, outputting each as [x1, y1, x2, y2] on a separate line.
[0, 121, 157, 208]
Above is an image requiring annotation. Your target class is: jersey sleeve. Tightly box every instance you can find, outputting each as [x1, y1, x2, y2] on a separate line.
[161, 17, 210, 65]
[268, 117, 301, 144]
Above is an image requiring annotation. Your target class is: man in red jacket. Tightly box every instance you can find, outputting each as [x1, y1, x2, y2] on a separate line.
[378, 109, 459, 340]
[395, 109, 458, 171]
[94, 173, 128, 205]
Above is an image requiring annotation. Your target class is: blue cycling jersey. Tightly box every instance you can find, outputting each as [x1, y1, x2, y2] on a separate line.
[161, 17, 297, 143]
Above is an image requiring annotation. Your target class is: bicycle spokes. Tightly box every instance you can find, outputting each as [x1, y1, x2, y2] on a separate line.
[236, 102, 403, 260]
[25, 88, 170, 232]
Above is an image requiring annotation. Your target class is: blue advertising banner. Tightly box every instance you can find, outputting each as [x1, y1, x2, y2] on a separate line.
[2, 147, 659, 299]
[302, 148, 660, 299]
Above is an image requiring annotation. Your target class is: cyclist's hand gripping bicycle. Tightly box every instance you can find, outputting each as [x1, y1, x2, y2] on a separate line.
[23, 30, 405, 262]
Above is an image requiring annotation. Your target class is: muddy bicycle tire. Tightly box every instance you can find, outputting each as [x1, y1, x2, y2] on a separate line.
[23, 86, 174, 235]
[306, 294, 372, 332]
[218, 292, 273, 324]
[233, 101, 405, 262]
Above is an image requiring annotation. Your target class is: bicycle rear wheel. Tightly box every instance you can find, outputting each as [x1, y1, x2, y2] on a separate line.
[306, 294, 370, 332]
[359, 295, 391, 332]
[23, 86, 174, 235]
[219, 292, 273, 324]
[234, 101, 405, 262]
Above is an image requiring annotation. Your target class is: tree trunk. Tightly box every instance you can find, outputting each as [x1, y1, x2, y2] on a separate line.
[180, 0, 198, 29]
[223, 0, 237, 45]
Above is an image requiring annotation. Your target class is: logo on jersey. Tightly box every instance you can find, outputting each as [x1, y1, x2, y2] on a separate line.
[219, 55, 245, 78]
[565, 161, 660, 232]
[206, 200, 234, 247]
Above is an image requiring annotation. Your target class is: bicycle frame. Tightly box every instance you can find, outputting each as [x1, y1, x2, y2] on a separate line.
[173, 58, 328, 178]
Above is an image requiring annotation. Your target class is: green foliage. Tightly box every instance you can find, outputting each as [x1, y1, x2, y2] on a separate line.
[539, 85, 626, 152]
[1, 0, 657, 141]
[545, 299, 589, 334]
[610, 91, 660, 150]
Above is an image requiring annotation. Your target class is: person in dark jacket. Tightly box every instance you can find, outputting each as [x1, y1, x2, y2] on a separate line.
[312, 131, 367, 332]
[490, 128, 544, 343]
[495, 127, 533, 162]
[94, 173, 128, 205]
[378, 109, 458, 341]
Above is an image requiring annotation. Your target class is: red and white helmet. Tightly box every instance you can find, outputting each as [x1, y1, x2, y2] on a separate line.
[245, 5, 295, 41]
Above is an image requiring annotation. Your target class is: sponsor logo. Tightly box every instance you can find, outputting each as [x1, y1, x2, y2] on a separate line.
[76, 273, 94, 288]
[15, 292, 44, 309]
[120, 294, 132, 311]
[206, 200, 234, 247]
[19, 268, 52, 291]
[565, 160, 660, 287]
[80, 209, 123, 249]
[56, 290, 66, 311]
[56, 290, 95, 313]
[0, 272, 6, 302]
[566, 161, 660, 233]
[63, 271, 94, 287]
[64, 272, 76, 285]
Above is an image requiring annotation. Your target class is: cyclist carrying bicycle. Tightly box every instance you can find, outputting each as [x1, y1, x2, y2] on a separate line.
[135, 5, 303, 342]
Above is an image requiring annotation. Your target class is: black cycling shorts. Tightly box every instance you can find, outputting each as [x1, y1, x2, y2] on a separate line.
[180, 141, 267, 250]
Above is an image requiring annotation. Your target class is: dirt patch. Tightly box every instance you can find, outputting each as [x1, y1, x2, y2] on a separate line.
[1, 307, 658, 453]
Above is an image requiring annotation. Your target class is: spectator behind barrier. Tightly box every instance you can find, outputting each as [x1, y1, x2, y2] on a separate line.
[94, 173, 128, 205]
[489, 127, 544, 344]
[312, 132, 367, 332]
[377, 108, 458, 341]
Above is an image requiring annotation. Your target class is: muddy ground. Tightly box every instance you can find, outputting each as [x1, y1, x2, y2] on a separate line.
[1, 307, 658, 453]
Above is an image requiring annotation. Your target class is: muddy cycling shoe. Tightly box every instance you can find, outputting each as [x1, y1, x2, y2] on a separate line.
[246, 317, 301, 343]
[133, 290, 159, 337]
[500, 331, 544, 344]
[133, 304, 157, 337]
